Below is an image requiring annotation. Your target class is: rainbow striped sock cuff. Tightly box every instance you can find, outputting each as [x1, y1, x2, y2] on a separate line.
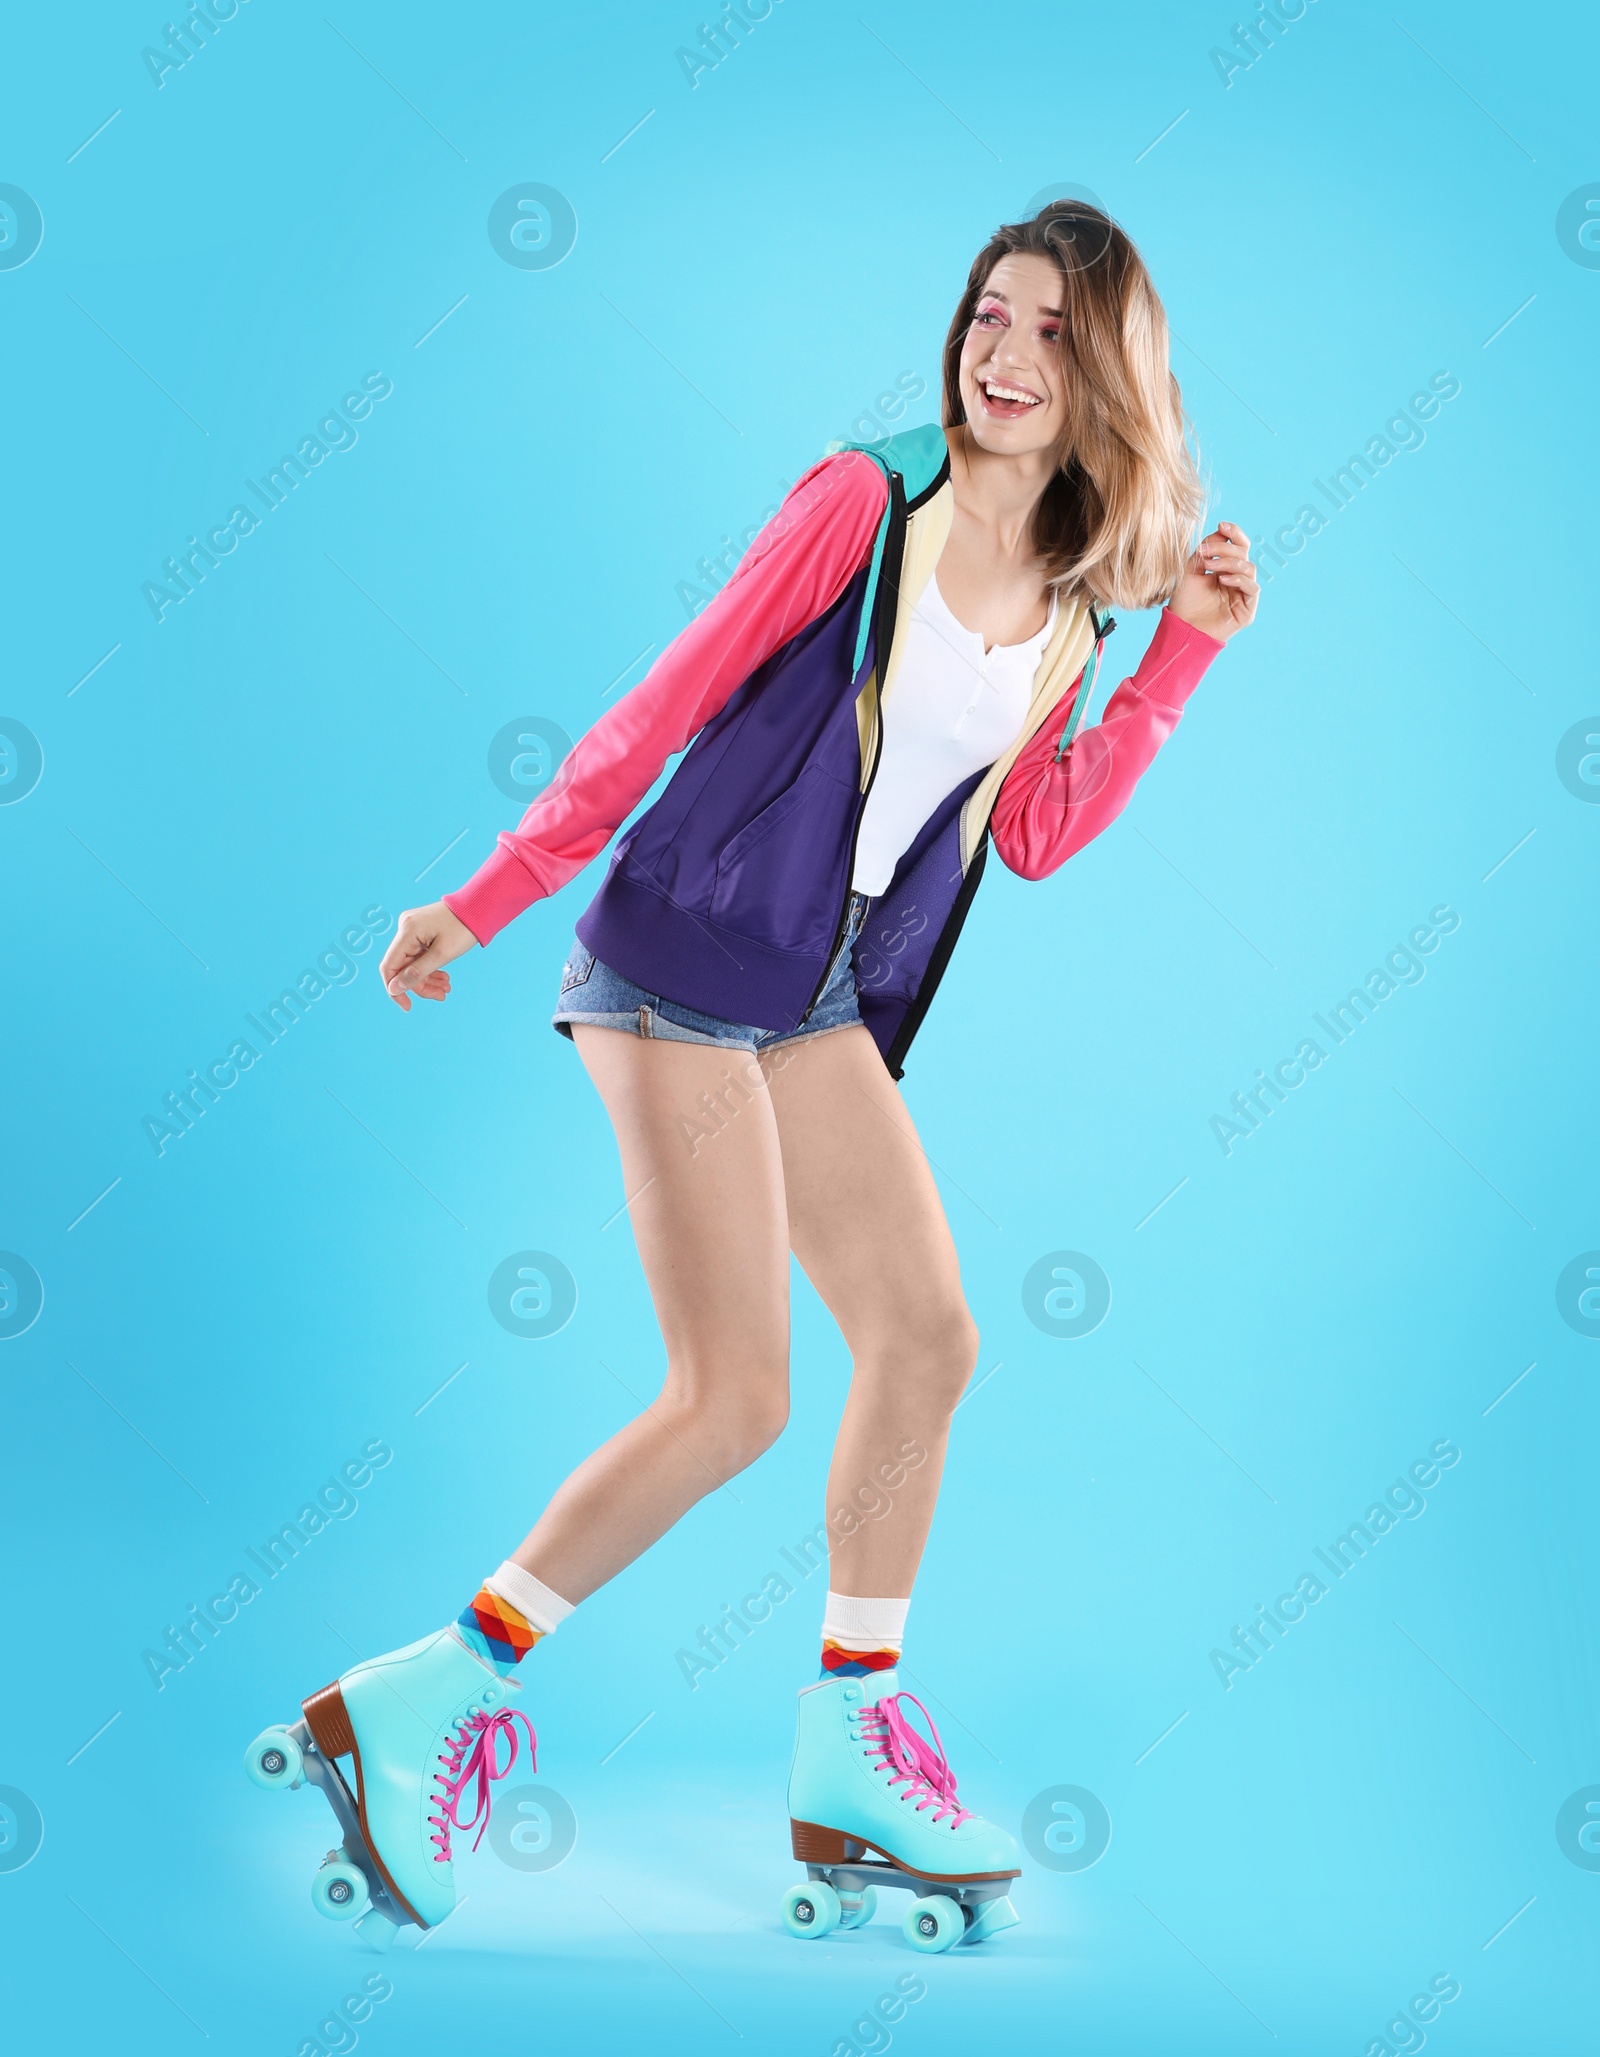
[457, 1585, 543, 1676]
[819, 1591, 908, 1681]
[820, 1639, 901, 1679]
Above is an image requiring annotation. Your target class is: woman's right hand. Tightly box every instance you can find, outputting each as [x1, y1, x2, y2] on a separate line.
[379, 901, 478, 1010]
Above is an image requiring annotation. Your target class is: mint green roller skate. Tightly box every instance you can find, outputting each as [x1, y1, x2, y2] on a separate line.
[243, 1628, 534, 1947]
[782, 1670, 1020, 1954]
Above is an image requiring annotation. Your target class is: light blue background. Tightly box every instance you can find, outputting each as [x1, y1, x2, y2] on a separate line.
[2, 2, 1595, 2051]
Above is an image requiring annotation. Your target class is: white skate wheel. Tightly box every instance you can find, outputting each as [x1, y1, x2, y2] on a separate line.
[244, 1726, 303, 1790]
[903, 1893, 964, 1953]
[780, 1880, 841, 1938]
[311, 1853, 371, 1922]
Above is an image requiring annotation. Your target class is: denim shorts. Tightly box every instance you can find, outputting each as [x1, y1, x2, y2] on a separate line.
[553, 892, 873, 1053]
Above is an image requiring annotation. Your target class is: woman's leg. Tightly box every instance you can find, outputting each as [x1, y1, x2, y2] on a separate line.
[766, 1031, 1020, 1891]
[758, 1026, 979, 1596]
[260, 1029, 793, 1939]
[508, 1028, 793, 1602]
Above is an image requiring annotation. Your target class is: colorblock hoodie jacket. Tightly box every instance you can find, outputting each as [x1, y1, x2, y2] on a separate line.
[446, 423, 1224, 1078]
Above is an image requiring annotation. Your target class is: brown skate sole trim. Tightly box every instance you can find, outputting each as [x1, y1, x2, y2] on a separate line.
[302, 1680, 429, 1929]
[790, 1817, 1020, 1884]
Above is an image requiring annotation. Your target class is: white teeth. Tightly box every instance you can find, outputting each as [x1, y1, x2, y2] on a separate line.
[983, 380, 1040, 406]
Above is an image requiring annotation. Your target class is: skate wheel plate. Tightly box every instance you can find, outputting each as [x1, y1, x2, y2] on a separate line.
[903, 1893, 963, 1954]
[780, 1880, 841, 1938]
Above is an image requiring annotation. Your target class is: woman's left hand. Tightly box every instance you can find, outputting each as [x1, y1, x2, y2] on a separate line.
[1169, 521, 1259, 643]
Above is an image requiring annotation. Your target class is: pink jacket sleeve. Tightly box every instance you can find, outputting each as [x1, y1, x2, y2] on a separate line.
[444, 451, 889, 945]
[990, 606, 1225, 882]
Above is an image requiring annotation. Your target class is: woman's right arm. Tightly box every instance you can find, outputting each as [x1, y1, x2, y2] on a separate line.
[380, 450, 889, 1008]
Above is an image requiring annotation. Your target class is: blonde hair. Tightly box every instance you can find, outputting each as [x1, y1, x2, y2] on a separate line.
[941, 202, 1205, 611]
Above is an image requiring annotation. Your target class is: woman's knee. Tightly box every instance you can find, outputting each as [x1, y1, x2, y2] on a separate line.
[865, 1302, 979, 1412]
[734, 1386, 791, 1468]
[699, 1389, 790, 1475]
[660, 1363, 790, 1475]
[938, 1306, 982, 1407]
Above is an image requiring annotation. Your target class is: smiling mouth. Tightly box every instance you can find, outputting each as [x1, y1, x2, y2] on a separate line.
[976, 376, 1044, 420]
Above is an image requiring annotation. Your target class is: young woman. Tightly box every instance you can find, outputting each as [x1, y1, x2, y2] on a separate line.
[245, 201, 1257, 1952]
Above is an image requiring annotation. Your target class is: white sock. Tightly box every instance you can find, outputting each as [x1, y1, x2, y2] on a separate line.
[822, 1590, 910, 1654]
[484, 1559, 576, 1636]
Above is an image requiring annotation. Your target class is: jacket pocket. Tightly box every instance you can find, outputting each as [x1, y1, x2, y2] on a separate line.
[709, 761, 856, 953]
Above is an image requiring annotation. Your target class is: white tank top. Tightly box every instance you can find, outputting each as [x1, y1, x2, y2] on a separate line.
[851, 573, 1058, 896]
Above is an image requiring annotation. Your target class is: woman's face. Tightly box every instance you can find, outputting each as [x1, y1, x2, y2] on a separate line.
[957, 251, 1068, 458]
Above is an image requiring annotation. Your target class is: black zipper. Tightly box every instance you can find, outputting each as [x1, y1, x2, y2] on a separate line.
[797, 461, 916, 1023]
[882, 829, 990, 1080]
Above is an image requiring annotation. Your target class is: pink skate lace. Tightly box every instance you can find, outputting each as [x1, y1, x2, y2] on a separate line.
[854, 1690, 971, 1827]
[427, 1706, 537, 1862]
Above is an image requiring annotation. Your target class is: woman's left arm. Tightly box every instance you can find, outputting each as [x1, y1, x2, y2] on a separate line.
[991, 522, 1257, 881]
